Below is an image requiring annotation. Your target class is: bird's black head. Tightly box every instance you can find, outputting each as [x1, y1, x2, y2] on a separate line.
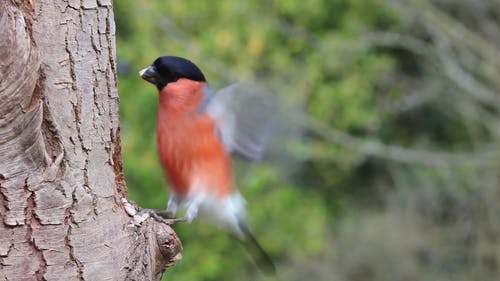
[139, 56, 206, 90]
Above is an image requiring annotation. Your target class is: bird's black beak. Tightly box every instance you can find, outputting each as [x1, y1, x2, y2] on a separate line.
[139, 65, 158, 85]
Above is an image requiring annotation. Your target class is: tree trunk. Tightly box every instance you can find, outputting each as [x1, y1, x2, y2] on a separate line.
[0, 1, 182, 280]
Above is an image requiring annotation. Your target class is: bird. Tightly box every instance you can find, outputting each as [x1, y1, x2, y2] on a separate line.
[139, 55, 276, 274]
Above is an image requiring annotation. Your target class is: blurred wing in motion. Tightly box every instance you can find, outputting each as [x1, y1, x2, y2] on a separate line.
[205, 83, 279, 161]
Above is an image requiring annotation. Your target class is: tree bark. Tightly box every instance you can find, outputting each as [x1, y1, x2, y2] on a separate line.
[0, 1, 182, 280]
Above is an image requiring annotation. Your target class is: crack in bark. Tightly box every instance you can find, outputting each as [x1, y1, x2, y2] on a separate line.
[80, 154, 99, 219]
[24, 177, 47, 281]
[0, 174, 8, 215]
[67, 0, 79, 11]
[66, 178, 83, 280]
[34, 245, 48, 281]
[65, 214, 83, 281]
[90, 25, 101, 55]
[0, 228, 15, 260]
[65, 31, 77, 91]
[92, 73, 103, 127]
[41, 95, 64, 165]
[71, 103, 86, 152]
[70, 77, 90, 155]
[104, 8, 116, 79]
[111, 129, 127, 197]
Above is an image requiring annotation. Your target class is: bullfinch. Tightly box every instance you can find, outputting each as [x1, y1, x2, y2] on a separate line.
[139, 56, 276, 274]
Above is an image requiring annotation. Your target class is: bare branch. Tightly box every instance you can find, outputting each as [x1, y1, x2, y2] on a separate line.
[307, 118, 499, 167]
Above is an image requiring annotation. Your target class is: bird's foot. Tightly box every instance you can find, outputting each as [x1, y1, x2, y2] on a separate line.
[139, 208, 188, 225]
[121, 198, 188, 225]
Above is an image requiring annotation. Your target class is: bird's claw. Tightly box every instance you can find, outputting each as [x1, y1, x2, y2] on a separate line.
[138, 208, 187, 225]
[122, 198, 187, 225]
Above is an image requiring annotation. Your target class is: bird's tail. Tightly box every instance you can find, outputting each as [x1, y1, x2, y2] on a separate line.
[236, 217, 276, 275]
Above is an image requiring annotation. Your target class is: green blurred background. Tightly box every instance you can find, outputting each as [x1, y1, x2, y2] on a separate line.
[115, 1, 500, 280]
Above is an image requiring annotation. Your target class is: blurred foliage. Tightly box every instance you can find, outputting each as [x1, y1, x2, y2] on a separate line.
[115, 0, 500, 280]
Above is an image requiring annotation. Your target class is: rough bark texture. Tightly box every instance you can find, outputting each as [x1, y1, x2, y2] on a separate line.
[0, 1, 182, 280]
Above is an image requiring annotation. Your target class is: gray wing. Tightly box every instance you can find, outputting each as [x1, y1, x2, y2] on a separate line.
[204, 83, 277, 161]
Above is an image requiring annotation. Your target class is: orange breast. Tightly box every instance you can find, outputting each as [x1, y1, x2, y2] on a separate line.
[157, 108, 233, 198]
